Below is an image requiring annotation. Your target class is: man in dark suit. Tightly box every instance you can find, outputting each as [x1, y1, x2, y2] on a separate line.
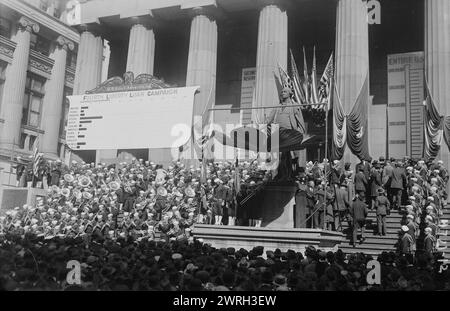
[334, 183, 350, 232]
[349, 193, 368, 246]
[354, 167, 368, 198]
[375, 188, 390, 236]
[382, 158, 394, 204]
[390, 161, 406, 209]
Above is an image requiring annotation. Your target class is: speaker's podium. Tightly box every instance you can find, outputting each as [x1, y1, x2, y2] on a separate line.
[0, 186, 46, 215]
[193, 180, 344, 253]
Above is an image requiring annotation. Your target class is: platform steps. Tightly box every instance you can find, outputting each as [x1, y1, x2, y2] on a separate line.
[338, 207, 450, 259]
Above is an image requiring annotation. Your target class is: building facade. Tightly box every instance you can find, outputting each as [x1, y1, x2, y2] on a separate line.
[0, 0, 79, 185]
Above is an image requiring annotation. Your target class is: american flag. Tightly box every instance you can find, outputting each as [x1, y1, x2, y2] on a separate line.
[289, 49, 306, 105]
[32, 138, 43, 177]
[302, 46, 310, 104]
[318, 53, 334, 104]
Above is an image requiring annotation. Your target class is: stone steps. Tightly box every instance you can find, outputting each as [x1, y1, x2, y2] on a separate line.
[338, 205, 450, 259]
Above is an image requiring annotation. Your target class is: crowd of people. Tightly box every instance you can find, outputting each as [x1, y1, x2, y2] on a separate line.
[295, 156, 449, 253]
[1, 155, 449, 290]
[4, 157, 271, 244]
[1, 236, 449, 290]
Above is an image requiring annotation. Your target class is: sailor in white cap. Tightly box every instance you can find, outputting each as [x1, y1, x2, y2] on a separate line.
[400, 225, 414, 254]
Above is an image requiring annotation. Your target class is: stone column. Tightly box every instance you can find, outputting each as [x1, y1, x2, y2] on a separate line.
[126, 23, 155, 76]
[0, 17, 39, 149]
[425, 0, 450, 185]
[40, 36, 74, 159]
[254, 0, 288, 124]
[186, 7, 218, 117]
[335, 0, 369, 163]
[73, 30, 103, 95]
[182, 7, 217, 164]
[73, 30, 104, 163]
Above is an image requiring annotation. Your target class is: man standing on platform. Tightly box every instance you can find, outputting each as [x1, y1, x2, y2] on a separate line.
[383, 158, 394, 204]
[334, 183, 350, 232]
[295, 176, 309, 228]
[375, 188, 390, 236]
[391, 161, 407, 210]
[349, 192, 368, 246]
[354, 166, 368, 198]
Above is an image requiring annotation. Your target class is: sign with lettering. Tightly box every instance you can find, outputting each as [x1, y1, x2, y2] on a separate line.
[240, 67, 256, 125]
[66, 87, 198, 150]
[387, 52, 424, 159]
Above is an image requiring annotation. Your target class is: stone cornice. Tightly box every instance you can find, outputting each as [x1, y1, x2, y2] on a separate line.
[0, 0, 80, 43]
[0, 35, 16, 63]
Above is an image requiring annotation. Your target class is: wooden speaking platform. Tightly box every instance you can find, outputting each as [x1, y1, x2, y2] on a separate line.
[192, 181, 345, 253]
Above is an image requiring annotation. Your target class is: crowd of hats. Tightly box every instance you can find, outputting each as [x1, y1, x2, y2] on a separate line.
[0, 158, 270, 243]
[1, 236, 449, 290]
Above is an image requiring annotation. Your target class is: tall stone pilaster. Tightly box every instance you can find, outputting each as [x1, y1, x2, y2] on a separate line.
[254, 1, 288, 123]
[335, 0, 369, 163]
[0, 17, 39, 148]
[183, 7, 217, 163]
[126, 23, 155, 76]
[425, 0, 450, 181]
[40, 36, 74, 158]
[186, 8, 218, 117]
[73, 30, 103, 95]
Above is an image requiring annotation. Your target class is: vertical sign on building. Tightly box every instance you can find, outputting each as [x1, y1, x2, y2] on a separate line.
[387, 52, 424, 159]
[240, 67, 256, 125]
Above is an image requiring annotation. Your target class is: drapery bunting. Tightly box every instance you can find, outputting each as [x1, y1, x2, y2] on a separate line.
[331, 73, 371, 161]
[423, 81, 450, 160]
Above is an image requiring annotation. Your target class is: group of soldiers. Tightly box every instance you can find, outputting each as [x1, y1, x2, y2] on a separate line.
[294, 157, 449, 252]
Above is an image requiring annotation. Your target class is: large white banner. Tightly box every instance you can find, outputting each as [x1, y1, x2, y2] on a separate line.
[66, 86, 199, 150]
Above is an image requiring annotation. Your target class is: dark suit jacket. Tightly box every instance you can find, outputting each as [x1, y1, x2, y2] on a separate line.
[354, 171, 368, 192]
[350, 199, 368, 221]
[356, 161, 371, 180]
[391, 167, 406, 189]
[335, 188, 349, 211]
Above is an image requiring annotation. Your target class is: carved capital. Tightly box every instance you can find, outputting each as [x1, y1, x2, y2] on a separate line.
[18, 16, 40, 34]
[188, 5, 223, 21]
[56, 35, 75, 51]
[257, 0, 291, 11]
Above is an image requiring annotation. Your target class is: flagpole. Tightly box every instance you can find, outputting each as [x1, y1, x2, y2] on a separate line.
[323, 60, 333, 231]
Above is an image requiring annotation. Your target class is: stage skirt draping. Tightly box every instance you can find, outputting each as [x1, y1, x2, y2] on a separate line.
[331, 74, 371, 161]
